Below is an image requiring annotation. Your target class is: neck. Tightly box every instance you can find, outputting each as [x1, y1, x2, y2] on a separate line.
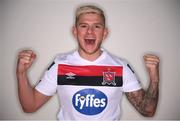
[78, 49, 102, 61]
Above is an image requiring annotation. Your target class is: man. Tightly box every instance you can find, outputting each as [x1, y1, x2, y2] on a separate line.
[16, 5, 160, 120]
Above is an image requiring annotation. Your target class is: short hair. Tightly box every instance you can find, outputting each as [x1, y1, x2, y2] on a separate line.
[75, 5, 106, 26]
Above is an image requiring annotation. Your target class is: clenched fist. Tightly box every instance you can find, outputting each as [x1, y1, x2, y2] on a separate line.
[17, 50, 36, 74]
[143, 54, 160, 82]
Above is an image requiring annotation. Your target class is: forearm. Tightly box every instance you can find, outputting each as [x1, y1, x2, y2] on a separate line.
[16, 72, 36, 112]
[126, 81, 159, 117]
[140, 81, 159, 116]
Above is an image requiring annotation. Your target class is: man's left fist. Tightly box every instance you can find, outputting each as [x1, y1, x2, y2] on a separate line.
[143, 54, 160, 82]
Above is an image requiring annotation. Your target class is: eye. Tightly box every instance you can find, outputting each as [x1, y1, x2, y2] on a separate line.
[95, 25, 101, 28]
[95, 25, 103, 29]
[79, 24, 88, 28]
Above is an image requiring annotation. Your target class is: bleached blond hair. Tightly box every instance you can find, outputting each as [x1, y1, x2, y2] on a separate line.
[75, 5, 106, 26]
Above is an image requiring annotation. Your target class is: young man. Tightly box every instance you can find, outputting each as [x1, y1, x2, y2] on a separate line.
[16, 5, 160, 120]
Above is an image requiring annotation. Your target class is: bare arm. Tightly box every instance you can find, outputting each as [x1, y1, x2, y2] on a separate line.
[125, 54, 160, 117]
[16, 50, 51, 113]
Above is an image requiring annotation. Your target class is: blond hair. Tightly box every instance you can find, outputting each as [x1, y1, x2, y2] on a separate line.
[75, 5, 105, 26]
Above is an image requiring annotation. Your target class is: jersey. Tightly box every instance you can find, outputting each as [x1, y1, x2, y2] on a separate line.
[35, 49, 142, 120]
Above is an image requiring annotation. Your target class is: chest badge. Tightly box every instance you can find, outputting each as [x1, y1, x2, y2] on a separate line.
[102, 69, 116, 86]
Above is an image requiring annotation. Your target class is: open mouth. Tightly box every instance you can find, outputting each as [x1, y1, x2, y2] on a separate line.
[84, 39, 96, 45]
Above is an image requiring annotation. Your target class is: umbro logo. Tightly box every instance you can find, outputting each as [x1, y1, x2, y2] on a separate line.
[65, 72, 76, 79]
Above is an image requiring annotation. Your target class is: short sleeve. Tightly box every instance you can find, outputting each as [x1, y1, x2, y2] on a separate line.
[35, 62, 57, 96]
[122, 63, 142, 92]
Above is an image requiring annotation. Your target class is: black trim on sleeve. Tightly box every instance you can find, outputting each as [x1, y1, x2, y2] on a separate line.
[127, 64, 135, 73]
[48, 62, 55, 70]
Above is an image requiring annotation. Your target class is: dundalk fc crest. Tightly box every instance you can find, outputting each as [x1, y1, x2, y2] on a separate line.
[102, 70, 116, 86]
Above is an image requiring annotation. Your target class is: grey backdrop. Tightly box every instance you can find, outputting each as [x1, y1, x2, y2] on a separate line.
[0, 0, 180, 120]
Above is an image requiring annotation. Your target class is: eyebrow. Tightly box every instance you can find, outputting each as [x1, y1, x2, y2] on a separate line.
[78, 23, 104, 26]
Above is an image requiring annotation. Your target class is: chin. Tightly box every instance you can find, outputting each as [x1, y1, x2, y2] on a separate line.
[85, 49, 100, 55]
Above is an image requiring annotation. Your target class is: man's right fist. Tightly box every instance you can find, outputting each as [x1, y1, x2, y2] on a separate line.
[17, 50, 36, 73]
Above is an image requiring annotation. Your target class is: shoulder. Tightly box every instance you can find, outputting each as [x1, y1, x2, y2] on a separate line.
[105, 50, 129, 67]
[47, 51, 75, 70]
[54, 50, 75, 63]
[104, 50, 136, 73]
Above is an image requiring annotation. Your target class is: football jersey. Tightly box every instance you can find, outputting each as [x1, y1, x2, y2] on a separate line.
[35, 49, 142, 120]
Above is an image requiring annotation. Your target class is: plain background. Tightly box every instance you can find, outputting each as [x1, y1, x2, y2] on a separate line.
[0, 0, 180, 120]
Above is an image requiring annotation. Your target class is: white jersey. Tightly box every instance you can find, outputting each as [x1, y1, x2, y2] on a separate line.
[35, 49, 142, 120]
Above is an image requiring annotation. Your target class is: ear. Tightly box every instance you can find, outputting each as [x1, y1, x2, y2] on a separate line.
[72, 26, 77, 38]
[103, 27, 109, 40]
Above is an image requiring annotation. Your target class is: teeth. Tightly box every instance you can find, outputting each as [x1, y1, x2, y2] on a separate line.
[85, 38, 95, 41]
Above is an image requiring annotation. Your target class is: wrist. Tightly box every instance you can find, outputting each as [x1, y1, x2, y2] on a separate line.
[150, 80, 159, 87]
[150, 76, 159, 83]
[16, 70, 27, 79]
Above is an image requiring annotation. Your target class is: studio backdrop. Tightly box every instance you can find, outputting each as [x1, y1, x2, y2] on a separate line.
[0, 0, 180, 120]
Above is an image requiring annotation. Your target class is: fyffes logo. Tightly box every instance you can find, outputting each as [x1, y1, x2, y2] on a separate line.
[72, 88, 108, 115]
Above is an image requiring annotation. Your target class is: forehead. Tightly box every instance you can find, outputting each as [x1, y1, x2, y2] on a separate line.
[77, 13, 104, 24]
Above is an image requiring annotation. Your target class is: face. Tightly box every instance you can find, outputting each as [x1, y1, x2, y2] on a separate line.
[73, 13, 108, 56]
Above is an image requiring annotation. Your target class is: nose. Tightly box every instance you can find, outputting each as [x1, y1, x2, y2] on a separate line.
[87, 26, 94, 34]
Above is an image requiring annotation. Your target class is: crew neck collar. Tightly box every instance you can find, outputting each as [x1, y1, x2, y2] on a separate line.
[74, 49, 106, 64]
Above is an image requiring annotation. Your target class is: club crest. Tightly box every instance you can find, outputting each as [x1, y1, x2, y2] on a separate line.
[102, 70, 116, 86]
